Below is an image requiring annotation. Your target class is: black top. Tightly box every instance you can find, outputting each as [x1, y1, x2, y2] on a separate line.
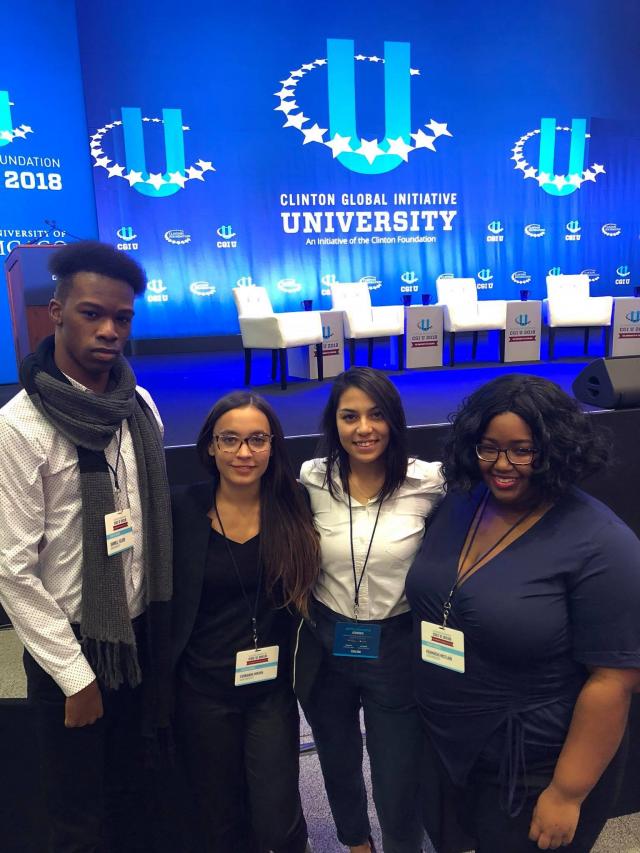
[171, 483, 291, 702]
[405, 485, 640, 813]
[179, 530, 289, 698]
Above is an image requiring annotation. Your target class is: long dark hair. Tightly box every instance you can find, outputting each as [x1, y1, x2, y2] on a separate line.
[196, 391, 320, 614]
[443, 374, 610, 499]
[318, 367, 408, 501]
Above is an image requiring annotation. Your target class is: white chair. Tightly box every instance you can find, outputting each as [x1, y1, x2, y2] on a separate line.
[544, 274, 613, 359]
[232, 286, 323, 390]
[435, 277, 507, 365]
[330, 282, 405, 368]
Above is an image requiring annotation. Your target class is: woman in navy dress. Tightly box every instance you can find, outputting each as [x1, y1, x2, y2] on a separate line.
[406, 374, 640, 852]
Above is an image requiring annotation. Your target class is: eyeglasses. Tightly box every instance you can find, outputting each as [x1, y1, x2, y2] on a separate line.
[214, 433, 273, 454]
[475, 444, 538, 466]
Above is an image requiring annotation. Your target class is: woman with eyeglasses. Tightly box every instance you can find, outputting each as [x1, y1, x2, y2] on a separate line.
[296, 367, 444, 853]
[171, 391, 319, 853]
[406, 374, 640, 853]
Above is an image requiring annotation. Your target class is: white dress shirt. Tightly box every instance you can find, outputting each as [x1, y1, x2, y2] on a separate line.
[300, 458, 444, 620]
[0, 381, 162, 697]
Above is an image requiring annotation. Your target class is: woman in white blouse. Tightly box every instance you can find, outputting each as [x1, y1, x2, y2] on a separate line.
[296, 367, 443, 853]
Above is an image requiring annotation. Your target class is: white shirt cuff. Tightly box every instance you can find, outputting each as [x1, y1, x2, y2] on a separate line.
[55, 654, 97, 697]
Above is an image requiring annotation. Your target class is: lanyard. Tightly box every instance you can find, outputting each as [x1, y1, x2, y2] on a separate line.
[214, 501, 263, 650]
[347, 489, 384, 621]
[441, 490, 535, 628]
[88, 425, 123, 492]
[105, 425, 124, 492]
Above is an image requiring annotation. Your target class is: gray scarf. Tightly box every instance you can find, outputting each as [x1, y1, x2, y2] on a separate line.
[20, 336, 172, 698]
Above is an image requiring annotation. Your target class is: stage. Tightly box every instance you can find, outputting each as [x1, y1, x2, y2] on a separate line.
[133, 350, 604, 447]
[3, 343, 635, 533]
[2, 339, 639, 584]
[1, 341, 603, 445]
[13, 339, 626, 535]
[111, 339, 608, 445]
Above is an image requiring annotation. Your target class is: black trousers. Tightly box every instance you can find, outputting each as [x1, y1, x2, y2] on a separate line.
[301, 606, 424, 852]
[462, 738, 627, 853]
[23, 650, 150, 853]
[175, 678, 308, 853]
[421, 727, 628, 853]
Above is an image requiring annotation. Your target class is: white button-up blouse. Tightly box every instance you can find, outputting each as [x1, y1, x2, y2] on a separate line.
[300, 457, 444, 621]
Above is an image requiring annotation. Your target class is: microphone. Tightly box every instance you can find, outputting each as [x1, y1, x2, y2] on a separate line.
[19, 220, 52, 247]
[43, 219, 88, 242]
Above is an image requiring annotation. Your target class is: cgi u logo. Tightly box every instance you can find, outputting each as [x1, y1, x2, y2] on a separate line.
[121, 107, 186, 198]
[0, 90, 15, 147]
[147, 279, 166, 294]
[0, 90, 32, 147]
[92, 107, 214, 196]
[617, 265, 630, 277]
[217, 225, 236, 239]
[236, 276, 255, 288]
[566, 220, 581, 233]
[418, 318, 432, 332]
[117, 226, 136, 241]
[538, 118, 587, 197]
[322, 325, 333, 340]
[478, 268, 492, 282]
[327, 38, 411, 175]
[515, 314, 531, 327]
[401, 271, 418, 284]
[321, 273, 338, 286]
[625, 311, 640, 324]
[488, 220, 503, 234]
[549, 267, 562, 277]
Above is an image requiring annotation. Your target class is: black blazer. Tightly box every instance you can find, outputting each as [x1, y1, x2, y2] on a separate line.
[170, 480, 324, 701]
[170, 481, 215, 671]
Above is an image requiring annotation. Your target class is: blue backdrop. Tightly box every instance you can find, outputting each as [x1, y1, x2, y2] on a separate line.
[0, 0, 97, 380]
[75, 0, 640, 339]
[3, 1, 639, 350]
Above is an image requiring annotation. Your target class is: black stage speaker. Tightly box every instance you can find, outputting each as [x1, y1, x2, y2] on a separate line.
[572, 356, 640, 409]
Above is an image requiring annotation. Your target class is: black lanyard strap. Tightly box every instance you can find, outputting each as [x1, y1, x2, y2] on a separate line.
[109, 425, 124, 492]
[214, 501, 263, 650]
[91, 424, 123, 492]
[347, 489, 384, 621]
[442, 490, 535, 628]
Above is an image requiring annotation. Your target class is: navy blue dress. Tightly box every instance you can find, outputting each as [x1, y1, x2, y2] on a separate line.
[406, 485, 640, 814]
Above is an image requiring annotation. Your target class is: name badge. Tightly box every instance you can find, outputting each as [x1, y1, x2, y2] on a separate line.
[235, 645, 279, 686]
[104, 508, 134, 556]
[333, 622, 381, 659]
[421, 621, 465, 673]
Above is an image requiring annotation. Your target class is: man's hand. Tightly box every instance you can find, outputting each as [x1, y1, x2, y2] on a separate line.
[529, 783, 582, 849]
[64, 679, 103, 728]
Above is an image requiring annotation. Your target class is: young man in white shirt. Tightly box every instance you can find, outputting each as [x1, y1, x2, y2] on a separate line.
[0, 241, 172, 852]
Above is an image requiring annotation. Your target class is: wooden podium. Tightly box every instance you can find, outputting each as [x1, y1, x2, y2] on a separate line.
[4, 245, 58, 367]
